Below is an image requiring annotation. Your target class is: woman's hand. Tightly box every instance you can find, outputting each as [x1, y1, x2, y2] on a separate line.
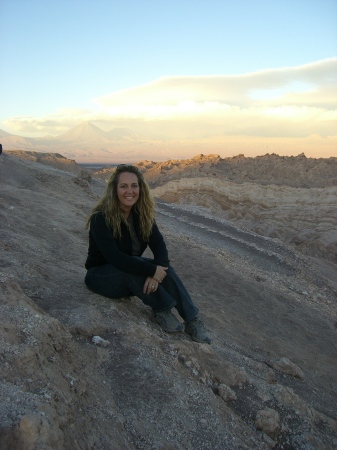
[153, 266, 168, 283]
[143, 277, 159, 294]
[143, 266, 167, 293]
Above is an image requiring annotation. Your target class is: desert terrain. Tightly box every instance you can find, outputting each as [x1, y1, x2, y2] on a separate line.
[0, 150, 336, 449]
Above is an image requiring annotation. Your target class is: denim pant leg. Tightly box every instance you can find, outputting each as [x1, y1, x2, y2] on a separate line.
[159, 265, 199, 322]
[85, 264, 132, 298]
[85, 264, 176, 313]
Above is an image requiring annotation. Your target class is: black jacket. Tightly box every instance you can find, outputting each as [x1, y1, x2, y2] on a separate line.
[85, 212, 169, 277]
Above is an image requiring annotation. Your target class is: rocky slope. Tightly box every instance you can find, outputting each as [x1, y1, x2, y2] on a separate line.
[6, 150, 86, 176]
[0, 152, 336, 449]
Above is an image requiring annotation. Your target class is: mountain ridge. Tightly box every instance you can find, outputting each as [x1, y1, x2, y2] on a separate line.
[1, 122, 336, 163]
[0, 122, 143, 146]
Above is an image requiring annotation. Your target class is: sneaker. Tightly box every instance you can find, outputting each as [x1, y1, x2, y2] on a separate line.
[185, 317, 211, 344]
[154, 310, 184, 333]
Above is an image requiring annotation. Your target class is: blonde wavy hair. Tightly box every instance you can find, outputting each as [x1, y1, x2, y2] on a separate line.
[85, 165, 155, 241]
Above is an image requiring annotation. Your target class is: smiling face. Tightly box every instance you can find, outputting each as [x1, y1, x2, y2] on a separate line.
[117, 171, 140, 216]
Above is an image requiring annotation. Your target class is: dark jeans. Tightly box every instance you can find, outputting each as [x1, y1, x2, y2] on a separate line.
[85, 258, 199, 322]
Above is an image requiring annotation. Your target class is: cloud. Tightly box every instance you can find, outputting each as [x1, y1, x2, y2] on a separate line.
[94, 57, 337, 108]
[3, 108, 92, 135]
[2, 58, 337, 139]
[90, 57, 337, 138]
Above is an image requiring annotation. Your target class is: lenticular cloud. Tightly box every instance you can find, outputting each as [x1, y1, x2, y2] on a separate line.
[93, 58, 337, 110]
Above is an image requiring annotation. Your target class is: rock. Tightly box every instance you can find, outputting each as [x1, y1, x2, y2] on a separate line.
[15, 414, 65, 450]
[92, 335, 110, 347]
[268, 357, 304, 379]
[217, 384, 237, 402]
[271, 385, 311, 417]
[266, 369, 277, 384]
[255, 408, 281, 437]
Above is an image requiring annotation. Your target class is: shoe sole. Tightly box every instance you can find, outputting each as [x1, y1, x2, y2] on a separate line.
[186, 331, 212, 344]
[155, 319, 184, 333]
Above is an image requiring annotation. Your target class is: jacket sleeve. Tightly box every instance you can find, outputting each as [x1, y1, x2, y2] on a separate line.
[148, 221, 170, 266]
[90, 213, 157, 277]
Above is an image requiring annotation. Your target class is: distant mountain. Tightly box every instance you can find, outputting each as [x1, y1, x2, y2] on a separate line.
[57, 121, 109, 143]
[0, 123, 163, 162]
[2, 122, 334, 164]
[105, 127, 145, 141]
[40, 134, 57, 140]
[0, 129, 36, 149]
[0, 129, 11, 138]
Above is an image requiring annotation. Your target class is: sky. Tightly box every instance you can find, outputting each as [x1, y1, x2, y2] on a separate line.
[1, 0, 336, 157]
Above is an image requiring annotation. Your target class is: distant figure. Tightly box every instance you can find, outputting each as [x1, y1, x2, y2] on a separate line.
[84, 164, 211, 344]
[0, 143, 2, 155]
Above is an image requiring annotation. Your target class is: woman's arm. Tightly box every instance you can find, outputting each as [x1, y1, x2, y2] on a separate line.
[148, 221, 170, 266]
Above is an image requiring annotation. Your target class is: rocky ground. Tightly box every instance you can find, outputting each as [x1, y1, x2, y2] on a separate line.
[0, 151, 336, 449]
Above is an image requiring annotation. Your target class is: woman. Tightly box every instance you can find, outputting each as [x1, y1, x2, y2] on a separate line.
[85, 165, 211, 344]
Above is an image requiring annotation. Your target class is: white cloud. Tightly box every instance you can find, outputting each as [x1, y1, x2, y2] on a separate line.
[94, 57, 336, 109]
[88, 58, 337, 139]
[3, 108, 92, 135]
[2, 58, 336, 140]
